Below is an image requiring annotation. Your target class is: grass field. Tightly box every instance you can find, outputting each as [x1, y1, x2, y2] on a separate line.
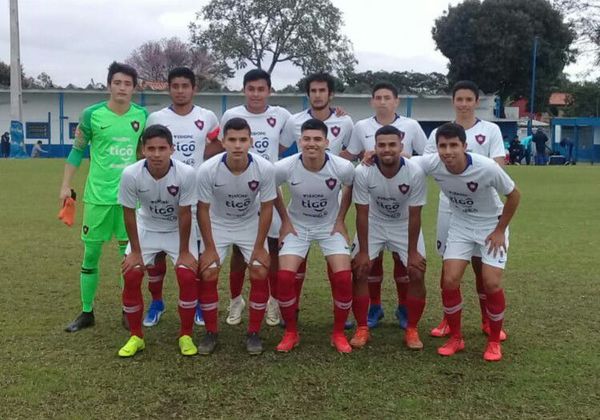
[1, 159, 599, 419]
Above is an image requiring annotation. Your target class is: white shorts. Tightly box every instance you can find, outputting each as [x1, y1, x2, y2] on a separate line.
[268, 211, 282, 239]
[443, 221, 509, 269]
[436, 196, 482, 259]
[201, 224, 266, 266]
[279, 226, 350, 258]
[351, 221, 426, 265]
[126, 227, 199, 266]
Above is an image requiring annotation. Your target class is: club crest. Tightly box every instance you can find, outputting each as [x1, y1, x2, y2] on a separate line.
[83, 225, 89, 235]
[248, 180, 259, 191]
[195, 119, 204, 130]
[399, 184, 410, 194]
[436, 240, 442, 250]
[467, 181, 478, 192]
[131, 121, 140, 132]
[325, 177, 337, 190]
[475, 134, 486, 145]
[266, 117, 276, 127]
[167, 185, 179, 196]
[331, 126, 341, 137]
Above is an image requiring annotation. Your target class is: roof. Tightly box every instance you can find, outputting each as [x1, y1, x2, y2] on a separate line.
[549, 93, 571, 106]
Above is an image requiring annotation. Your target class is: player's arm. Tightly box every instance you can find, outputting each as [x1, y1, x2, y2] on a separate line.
[204, 122, 224, 160]
[197, 201, 220, 272]
[331, 185, 352, 241]
[275, 189, 296, 246]
[339, 149, 357, 161]
[352, 202, 370, 279]
[486, 187, 520, 257]
[251, 199, 274, 269]
[121, 206, 143, 273]
[175, 205, 197, 272]
[407, 205, 426, 272]
[60, 123, 89, 206]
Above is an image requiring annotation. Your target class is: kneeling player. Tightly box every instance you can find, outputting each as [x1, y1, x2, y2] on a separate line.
[414, 123, 520, 361]
[274, 118, 355, 353]
[196, 117, 276, 355]
[351, 125, 427, 349]
[118, 125, 199, 357]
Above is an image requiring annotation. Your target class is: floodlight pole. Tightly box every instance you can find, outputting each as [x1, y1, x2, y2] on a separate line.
[9, 0, 26, 157]
[528, 36, 539, 136]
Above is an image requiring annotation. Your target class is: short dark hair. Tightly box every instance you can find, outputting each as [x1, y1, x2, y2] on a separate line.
[372, 81, 398, 98]
[107, 61, 138, 86]
[375, 125, 404, 142]
[435, 122, 466, 144]
[305, 72, 335, 96]
[142, 124, 173, 146]
[243, 69, 271, 88]
[223, 117, 252, 137]
[168, 67, 196, 88]
[300, 118, 328, 137]
[451, 80, 479, 100]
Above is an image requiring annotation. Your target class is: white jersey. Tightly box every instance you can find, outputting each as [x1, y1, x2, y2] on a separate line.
[147, 105, 219, 168]
[119, 159, 197, 233]
[424, 119, 506, 158]
[346, 114, 427, 156]
[353, 158, 427, 223]
[196, 152, 277, 229]
[220, 105, 291, 162]
[275, 152, 354, 230]
[412, 153, 515, 225]
[280, 108, 353, 156]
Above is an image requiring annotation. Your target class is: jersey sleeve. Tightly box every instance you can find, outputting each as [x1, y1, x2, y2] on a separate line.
[280, 117, 297, 149]
[424, 129, 437, 155]
[490, 162, 515, 195]
[146, 111, 159, 127]
[219, 110, 233, 135]
[408, 164, 427, 207]
[410, 154, 436, 175]
[179, 166, 197, 207]
[341, 118, 354, 148]
[259, 162, 277, 202]
[352, 167, 370, 205]
[196, 164, 214, 204]
[73, 108, 93, 151]
[118, 167, 138, 209]
[346, 122, 365, 155]
[411, 122, 428, 155]
[488, 123, 507, 159]
[340, 160, 355, 186]
[274, 159, 291, 187]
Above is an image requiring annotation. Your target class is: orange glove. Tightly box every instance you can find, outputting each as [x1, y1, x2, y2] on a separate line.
[58, 189, 77, 227]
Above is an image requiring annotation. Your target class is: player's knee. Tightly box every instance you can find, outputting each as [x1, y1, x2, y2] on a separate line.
[441, 273, 461, 290]
[200, 268, 219, 282]
[249, 264, 268, 280]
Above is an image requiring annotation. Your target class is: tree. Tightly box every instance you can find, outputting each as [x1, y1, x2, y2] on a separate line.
[343, 71, 449, 95]
[125, 37, 232, 89]
[432, 0, 576, 111]
[35, 72, 55, 89]
[189, 0, 357, 78]
[560, 79, 600, 117]
[553, 0, 600, 64]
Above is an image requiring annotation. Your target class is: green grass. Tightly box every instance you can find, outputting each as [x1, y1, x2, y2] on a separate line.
[1, 159, 599, 419]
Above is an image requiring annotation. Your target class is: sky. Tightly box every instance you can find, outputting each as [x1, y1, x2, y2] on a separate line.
[0, 0, 596, 89]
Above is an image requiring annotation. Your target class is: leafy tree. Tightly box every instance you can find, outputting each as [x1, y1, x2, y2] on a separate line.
[0, 62, 9, 86]
[343, 71, 449, 95]
[553, 0, 600, 64]
[560, 79, 600, 117]
[432, 0, 575, 110]
[35, 72, 55, 88]
[189, 0, 356, 78]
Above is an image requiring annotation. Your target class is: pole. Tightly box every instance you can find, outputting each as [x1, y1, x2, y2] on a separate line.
[9, 0, 26, 157]
[528, 36, 539, 136]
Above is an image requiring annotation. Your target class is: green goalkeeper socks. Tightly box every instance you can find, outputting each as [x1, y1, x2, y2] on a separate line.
[80, 241, 103, 312]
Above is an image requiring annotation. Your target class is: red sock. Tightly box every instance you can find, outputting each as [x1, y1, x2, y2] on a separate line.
[352, 294, 369, 328]
[330, 270, 352, 334]
[296, 261, 306, 307]
[147, 260, 166, 301]
[406, 296, 426, 329]
[277, 270, 298, 333]
[176, 267, 197, 337]
[476, 276, 488, 324]
[229, 270, 245, 300]
[198, 279, 219, 333]
[123, 268, 144, 337]
[367, 259, 383, 305]
[248, 277, 269, 334]
[485, 289, 506, 342]
[442, 288, 463, 338]
[394, 260, 408, 305]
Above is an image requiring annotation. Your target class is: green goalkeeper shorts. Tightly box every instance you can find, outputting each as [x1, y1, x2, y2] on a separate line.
[81, 203, 128, 243]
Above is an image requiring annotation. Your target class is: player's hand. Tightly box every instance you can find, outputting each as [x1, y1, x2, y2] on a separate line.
[199, 248, 220, 274]
[122, 252, 144, 274]
[278, 221, 298, 248]
[485, 229, 507, 258]
[334, 106, 348, 117]
[59, 185, 72, 208]
[408, 250, 426, 273]
[352, 250, 371, 280]
[331, 218, 350, 243]
[360, 150, 376, 167]
[249, 247, 270, 269]
[176, 251, 198, 273]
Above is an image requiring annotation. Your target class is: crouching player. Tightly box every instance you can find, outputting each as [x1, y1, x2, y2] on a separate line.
[274, 118, 355, 353]
[195, 117, 276, 355]
[414, 123, 520, 361]
[350, 125, 428, 349]
[117, 124, 199, 357]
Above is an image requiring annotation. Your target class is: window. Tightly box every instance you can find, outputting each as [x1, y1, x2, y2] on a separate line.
[26, 122, 50, 139]
[69, 122, 78, 139]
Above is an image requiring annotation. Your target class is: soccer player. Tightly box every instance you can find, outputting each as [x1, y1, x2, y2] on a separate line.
[340, 82, 428, 330]
[350, 125, 427, 350]
[195, 117, 276, 355]
[118, 124, 198, 357]
[142, 67, 220, 328]
[60, 62, 148, 332]
[219, 69, 291, 328]
[414, 122, 520, 361]
[424, 81, 508, 341]
[274, 118, 355, 353]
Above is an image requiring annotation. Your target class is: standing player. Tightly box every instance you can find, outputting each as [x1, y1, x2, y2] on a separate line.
[414, 123, 520, 361]
[60, 62, 148, 332]
[340, 82, 428, 330]
[350, 125, 427, 349]
[142, 67, 220, 328]
[219, 69, 291, 328]
[274, 119, 355, 353]
[118, 125, 198, 357]
[425, 81, 508, 340]
[195, 117, 276, 355]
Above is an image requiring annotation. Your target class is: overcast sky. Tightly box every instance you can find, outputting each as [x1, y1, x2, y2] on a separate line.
[0, 0, 596, 89]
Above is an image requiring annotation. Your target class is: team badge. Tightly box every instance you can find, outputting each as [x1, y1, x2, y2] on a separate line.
[131, 121, 140, 132]
[325, 177, 337, 190]
[266, 117, 276, 127]
[467, 181, 478, 192]
[436, 240, 442, 250]
[248, 180, 259, 191]
[195, 120, 204, 130]
[167, 185, 179, 196]
[399, 184, 410, 194]
[331, 126, 341, 137]
[83, 225, 89, 235]
[475, 134, 486, 145]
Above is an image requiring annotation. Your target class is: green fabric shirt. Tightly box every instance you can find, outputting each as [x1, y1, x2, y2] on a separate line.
[74, 101, 148, 205]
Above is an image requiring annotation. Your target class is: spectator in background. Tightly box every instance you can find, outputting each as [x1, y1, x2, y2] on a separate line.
[560, 137, 575, 165]
[533, 128, 549, 165]
[520, 134, 532, 165]
[1, 131, 9, 158]
[509, 136, 524, 165]
[31, 140, 48, 158]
